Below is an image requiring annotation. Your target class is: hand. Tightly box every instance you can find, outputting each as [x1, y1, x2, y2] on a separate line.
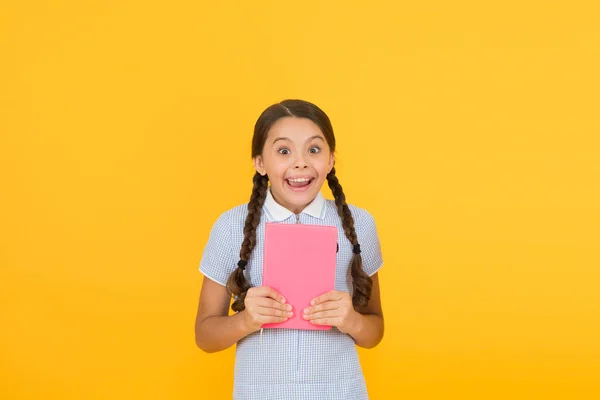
[242, 286, 293, 333]
[302, 290, 359, 334]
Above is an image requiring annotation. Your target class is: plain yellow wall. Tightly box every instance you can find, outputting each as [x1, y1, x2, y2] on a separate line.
[1, 1, 599, 399]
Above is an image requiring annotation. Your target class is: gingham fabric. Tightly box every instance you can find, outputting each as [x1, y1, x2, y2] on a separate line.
[200, 188, 383, 400]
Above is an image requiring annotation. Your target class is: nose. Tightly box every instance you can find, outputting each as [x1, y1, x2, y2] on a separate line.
[293, 153, 308, 169]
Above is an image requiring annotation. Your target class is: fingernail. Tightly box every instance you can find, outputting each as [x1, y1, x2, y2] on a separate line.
[288, 312, 293, 317]
[302, 314, 308, 319]
[281, 297, 286, 303]
[303, 308, 309, 314]
[310, 300, 315, 305]
[286, 304, 292, 311]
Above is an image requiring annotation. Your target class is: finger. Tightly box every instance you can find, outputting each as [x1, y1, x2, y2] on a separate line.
[303, 310, 339, 321]
[257, 304, 294, 319]
[248, 286, 286, 303]
[260, 315, 289, 324]
[303, 301, 339, 315]
[245, 304, 292, 324]
[254, 297, 292, 313]
[311, 290, 345, 306]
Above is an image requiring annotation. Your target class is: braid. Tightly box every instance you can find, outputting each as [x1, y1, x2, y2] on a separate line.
[327, 167, 373, 307]
[226, 172, 269, 312]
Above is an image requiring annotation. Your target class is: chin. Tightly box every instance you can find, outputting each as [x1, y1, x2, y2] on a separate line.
[276, 186, 318, 210]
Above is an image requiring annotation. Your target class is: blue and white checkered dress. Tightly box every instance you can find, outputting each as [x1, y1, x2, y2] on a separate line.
[200, 188, 383, 400]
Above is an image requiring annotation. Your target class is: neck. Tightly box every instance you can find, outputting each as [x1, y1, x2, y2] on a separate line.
[270, 189, 311, 215]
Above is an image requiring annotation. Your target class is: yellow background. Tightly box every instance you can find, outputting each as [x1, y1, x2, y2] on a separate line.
[1, 1, 599, 399]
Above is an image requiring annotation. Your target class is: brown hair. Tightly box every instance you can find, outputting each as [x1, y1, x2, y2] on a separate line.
[226, 99, 373, 312]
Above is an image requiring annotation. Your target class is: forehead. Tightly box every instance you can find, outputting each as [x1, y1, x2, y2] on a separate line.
[266, 117, 325, 142]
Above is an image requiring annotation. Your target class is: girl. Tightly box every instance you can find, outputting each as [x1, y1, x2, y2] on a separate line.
[195, 99, 384, 400]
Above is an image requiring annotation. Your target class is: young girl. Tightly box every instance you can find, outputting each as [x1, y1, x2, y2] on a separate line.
[195, 99, 384, 400]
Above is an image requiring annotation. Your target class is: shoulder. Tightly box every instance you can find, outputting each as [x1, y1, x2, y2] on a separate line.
[324, 199, 376, 227]
[203, 204, 250, 244]
[347, 203, 376, 227]
[200, 204, 250, 284]
[211, 203, 249, 227]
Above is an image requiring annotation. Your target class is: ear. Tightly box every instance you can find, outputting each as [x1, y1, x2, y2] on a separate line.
[253, 155, 267, 176]
[327, 153, 335, 174]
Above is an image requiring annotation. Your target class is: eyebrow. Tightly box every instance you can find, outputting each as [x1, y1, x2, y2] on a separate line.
[272, 135, 325, 145]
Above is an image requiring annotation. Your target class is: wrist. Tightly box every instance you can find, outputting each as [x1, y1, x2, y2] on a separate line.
[343, 310, 363, 336]
[235, 309, 259, 335]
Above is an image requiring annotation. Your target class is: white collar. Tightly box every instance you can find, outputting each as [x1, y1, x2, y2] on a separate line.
[263, 187, 327, 221]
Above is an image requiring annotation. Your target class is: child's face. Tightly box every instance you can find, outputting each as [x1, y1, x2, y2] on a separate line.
[254, 117, 334, 215]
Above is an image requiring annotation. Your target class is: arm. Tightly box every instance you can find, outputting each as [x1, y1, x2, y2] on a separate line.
[194, 278, 292, 353]
[303, 272, 384, 349]
[194, 278, 250, 353]
[346, 272, 384, 348]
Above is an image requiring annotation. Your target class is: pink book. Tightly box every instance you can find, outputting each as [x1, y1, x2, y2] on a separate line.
[261, 222, 338, 330]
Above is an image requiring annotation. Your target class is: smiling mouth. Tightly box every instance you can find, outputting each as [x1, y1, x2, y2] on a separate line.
[286, 177, 314, 188]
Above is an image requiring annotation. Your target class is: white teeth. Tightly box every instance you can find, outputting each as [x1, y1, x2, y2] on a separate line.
[288, 178, 311, 183]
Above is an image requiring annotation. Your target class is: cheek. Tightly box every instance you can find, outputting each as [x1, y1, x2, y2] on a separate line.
[270, 163, 290, 177]
[316, 157, 332, 171]
[263, 156, 288, 171]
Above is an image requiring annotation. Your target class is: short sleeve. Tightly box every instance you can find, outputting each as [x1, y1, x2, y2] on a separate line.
[355, 209, 384, 276]
[199, 211, 236, 286]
